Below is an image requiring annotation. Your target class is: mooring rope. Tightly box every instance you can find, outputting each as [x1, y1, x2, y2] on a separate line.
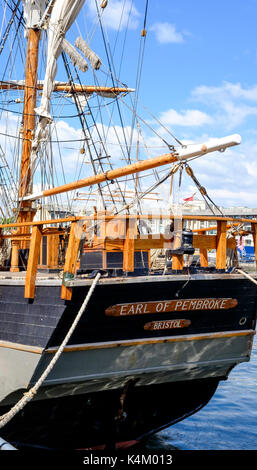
[0, 272, 101, 430]
[236, 268, 257, 286]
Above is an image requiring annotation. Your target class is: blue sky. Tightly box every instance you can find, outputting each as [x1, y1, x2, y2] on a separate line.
[134, 0, 257, 208]
[67, 0, 257, 208]
[2, 0, 257, 210]
[61, 0, 257, 207]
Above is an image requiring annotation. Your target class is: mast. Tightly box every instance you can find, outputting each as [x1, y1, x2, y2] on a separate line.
[18, 27, 40, 223]
[10, 24, 41, 272]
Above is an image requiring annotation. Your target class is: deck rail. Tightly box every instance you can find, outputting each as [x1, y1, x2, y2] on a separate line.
[0, 214, 256, 300]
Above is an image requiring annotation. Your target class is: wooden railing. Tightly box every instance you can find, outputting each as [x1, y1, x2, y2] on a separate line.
[0, 214, 256, 301]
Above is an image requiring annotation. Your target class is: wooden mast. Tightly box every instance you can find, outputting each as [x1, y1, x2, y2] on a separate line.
[10, 28, 40, 271]
[18, 28, 40, 218]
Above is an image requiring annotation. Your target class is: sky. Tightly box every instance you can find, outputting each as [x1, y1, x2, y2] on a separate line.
[2, 0, 257, 211]
[76, 0, 257, 209]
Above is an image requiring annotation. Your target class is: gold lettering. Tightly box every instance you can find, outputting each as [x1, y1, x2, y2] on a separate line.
[120, 305, 128, 315]
[156, 302, 164, 312]
[202, 299, 210, 309]
[175, 301, 183, 310]
[127, 305, 135, 315]
[182, 301, 189, 310]
[163, 302, 171, 312]
[189, 300, 197, 309]
[135, 304, 143, 314]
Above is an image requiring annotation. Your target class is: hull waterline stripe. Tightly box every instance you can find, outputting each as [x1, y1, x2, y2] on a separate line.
[0, 340, 43, 354]
[45, 329, 255, 354]
[0, 330, 254, 355]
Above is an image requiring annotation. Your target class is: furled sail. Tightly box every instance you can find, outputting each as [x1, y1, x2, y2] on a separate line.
[75, 36, 102, 70]
[22, 0, 47, 35]
[29, 0, 86, 175]
[35, 0, 85, 122]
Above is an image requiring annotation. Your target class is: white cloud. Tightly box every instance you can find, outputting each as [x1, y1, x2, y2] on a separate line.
[205, 188, 257, 207]
[150, 22, 184, 44]
[158, 108, 213, 127]
[191, 81, 257, 129]
[176, 136, 257, 207]
[87, 0, 140, 31]
[192, 82, 257, 103]
[245, 160, 257, 177]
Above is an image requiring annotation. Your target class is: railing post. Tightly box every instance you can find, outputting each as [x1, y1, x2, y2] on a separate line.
[61, 221, 84, 300]
[24, 225, 42, 299]
[216, 220, 227, 270]
[123, 217, 137, 272]
[10, 239, 20, 272]
[198, 230, 208, 267]
[47, 232, 60, 269]
[172, 217, 184, 271]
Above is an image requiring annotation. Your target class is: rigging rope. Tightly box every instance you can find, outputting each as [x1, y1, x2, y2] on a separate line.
[0, 272, 101, 430]
[94, 0, 143, 212]
[128, 0, 149, 154]
[61, 52, 114, 211]
[184, 163, 224, 216]
[0, 0, 21, 55]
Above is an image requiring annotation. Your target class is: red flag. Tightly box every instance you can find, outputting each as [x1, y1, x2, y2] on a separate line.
[183, 195, 194, 202]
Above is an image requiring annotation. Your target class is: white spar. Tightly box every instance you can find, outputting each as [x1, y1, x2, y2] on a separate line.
[175, 133, 241, 160]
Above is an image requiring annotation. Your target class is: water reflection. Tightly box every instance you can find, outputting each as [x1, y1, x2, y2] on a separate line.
[145, 337, 257, 450]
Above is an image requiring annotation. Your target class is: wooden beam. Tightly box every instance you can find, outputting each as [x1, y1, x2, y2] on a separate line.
[88, 233, 236, 253]
[199, 231, 208, 267]
[23, 135, 241, 201]
[61, 221, 84, 300]
[47, 233, 60, 269]
[172, 254, 184, 270]
[216, 221, 227, 270]
[24, 225, 42, 299]
[123, 218, 137, 272]
[0, 216, 80, 229]
[0, 81, 132, 95]
[1, 214, 257, 230]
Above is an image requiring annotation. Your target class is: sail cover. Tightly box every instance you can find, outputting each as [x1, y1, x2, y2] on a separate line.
[29, 0, 86, 172]
[22, 0, 47, 34]
[35, 0, 85, 121]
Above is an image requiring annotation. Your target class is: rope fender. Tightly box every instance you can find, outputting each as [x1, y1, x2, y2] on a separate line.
[0, 272, 101, 429]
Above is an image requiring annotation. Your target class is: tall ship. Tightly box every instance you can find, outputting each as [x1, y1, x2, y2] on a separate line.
[0, 0, 256, 450]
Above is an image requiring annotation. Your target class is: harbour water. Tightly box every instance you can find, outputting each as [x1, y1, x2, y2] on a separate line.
[146, 335, 257, 451]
